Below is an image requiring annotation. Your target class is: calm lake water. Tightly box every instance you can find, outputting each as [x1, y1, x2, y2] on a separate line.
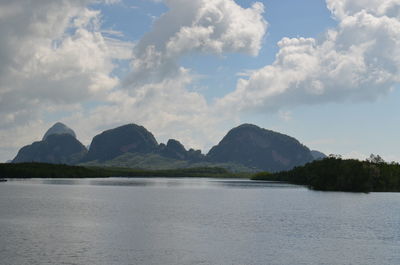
[0, 178, 399, 265]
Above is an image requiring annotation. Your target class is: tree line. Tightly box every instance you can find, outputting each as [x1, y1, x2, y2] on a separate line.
[252, 155, 400, 192]
[0, 162, 247, 179]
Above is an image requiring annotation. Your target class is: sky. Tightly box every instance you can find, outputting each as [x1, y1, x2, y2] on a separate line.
[1, 0, 400, 162]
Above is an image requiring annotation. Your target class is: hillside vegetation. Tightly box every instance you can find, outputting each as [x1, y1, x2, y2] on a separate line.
[80, 152, 255, 172]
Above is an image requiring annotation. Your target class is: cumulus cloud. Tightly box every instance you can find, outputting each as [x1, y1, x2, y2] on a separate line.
[217, 0, 400, 113]
[0, 0, 132, 127]
[0, 0, 132, 160]
[125, 0, 267, 86]
[326, 0, 400, 19]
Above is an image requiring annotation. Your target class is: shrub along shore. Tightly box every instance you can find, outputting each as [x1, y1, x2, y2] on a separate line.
[0, 162, 249, 179]
[252, 157, 400, 193]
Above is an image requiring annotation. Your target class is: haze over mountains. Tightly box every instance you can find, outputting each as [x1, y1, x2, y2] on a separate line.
[42, 122, 76, 140]
[12, 122, 324, 172]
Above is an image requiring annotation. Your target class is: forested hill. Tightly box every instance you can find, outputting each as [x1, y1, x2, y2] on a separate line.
[252, 157, 400, 193]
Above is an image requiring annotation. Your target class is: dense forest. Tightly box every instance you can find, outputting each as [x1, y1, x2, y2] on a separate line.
[252, 155, 400, 192]
[0, 163, 247, 179]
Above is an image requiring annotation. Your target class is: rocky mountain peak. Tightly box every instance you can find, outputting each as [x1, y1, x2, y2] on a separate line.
[206, 123, 314, 172]
[43, 122, 76, 140]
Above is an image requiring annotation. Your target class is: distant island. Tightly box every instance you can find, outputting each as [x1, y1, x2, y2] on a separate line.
[252, 155, 400, 193]
[11, 122, 323, 173]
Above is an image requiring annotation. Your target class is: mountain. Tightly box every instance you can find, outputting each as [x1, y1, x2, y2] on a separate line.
[84, 126, 204, 164]
[206, 124, 314, 172]
[11, 122, 317, 172]
[43, 122, 76, 140]
[159, 139, 204, 162]
[160, 139, 187, 160]
[311, 150, 327, 160]
[12, 134, 87, 164]
[85, 124, 159, 162]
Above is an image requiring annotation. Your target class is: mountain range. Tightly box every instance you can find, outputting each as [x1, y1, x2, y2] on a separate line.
[12, 122, 325, 172]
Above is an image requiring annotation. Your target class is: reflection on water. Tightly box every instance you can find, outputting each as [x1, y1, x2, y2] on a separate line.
[0, 178, 399, 265]
[41, 179, 82, 186]
[24, 177, 302, 189]
[214, 180, 299, 188]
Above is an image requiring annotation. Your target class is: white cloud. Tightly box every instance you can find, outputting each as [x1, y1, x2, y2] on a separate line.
[125, 0, 267, 86]
[327, 0, 400, 19]
[0, 1, 132, 123]
[217, 0, 400, 113]
[165, 1, 265, 56]
[0, 0, 132, 160]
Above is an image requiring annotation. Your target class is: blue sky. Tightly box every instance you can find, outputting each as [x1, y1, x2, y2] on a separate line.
[1, 0, 400, 162]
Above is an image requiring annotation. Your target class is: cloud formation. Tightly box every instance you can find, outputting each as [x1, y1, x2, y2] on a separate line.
[0, 0, 132, 160]
[125, 0, 267, 86]
[217, 0, 400, 112]
[327, 0, 400, 19]
[0, 0, 131, 129]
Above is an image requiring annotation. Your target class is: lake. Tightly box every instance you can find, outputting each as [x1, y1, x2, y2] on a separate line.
[0, 178, 399, 265]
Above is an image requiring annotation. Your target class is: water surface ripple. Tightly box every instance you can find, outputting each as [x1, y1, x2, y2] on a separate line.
[0, 178, 399, 265]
